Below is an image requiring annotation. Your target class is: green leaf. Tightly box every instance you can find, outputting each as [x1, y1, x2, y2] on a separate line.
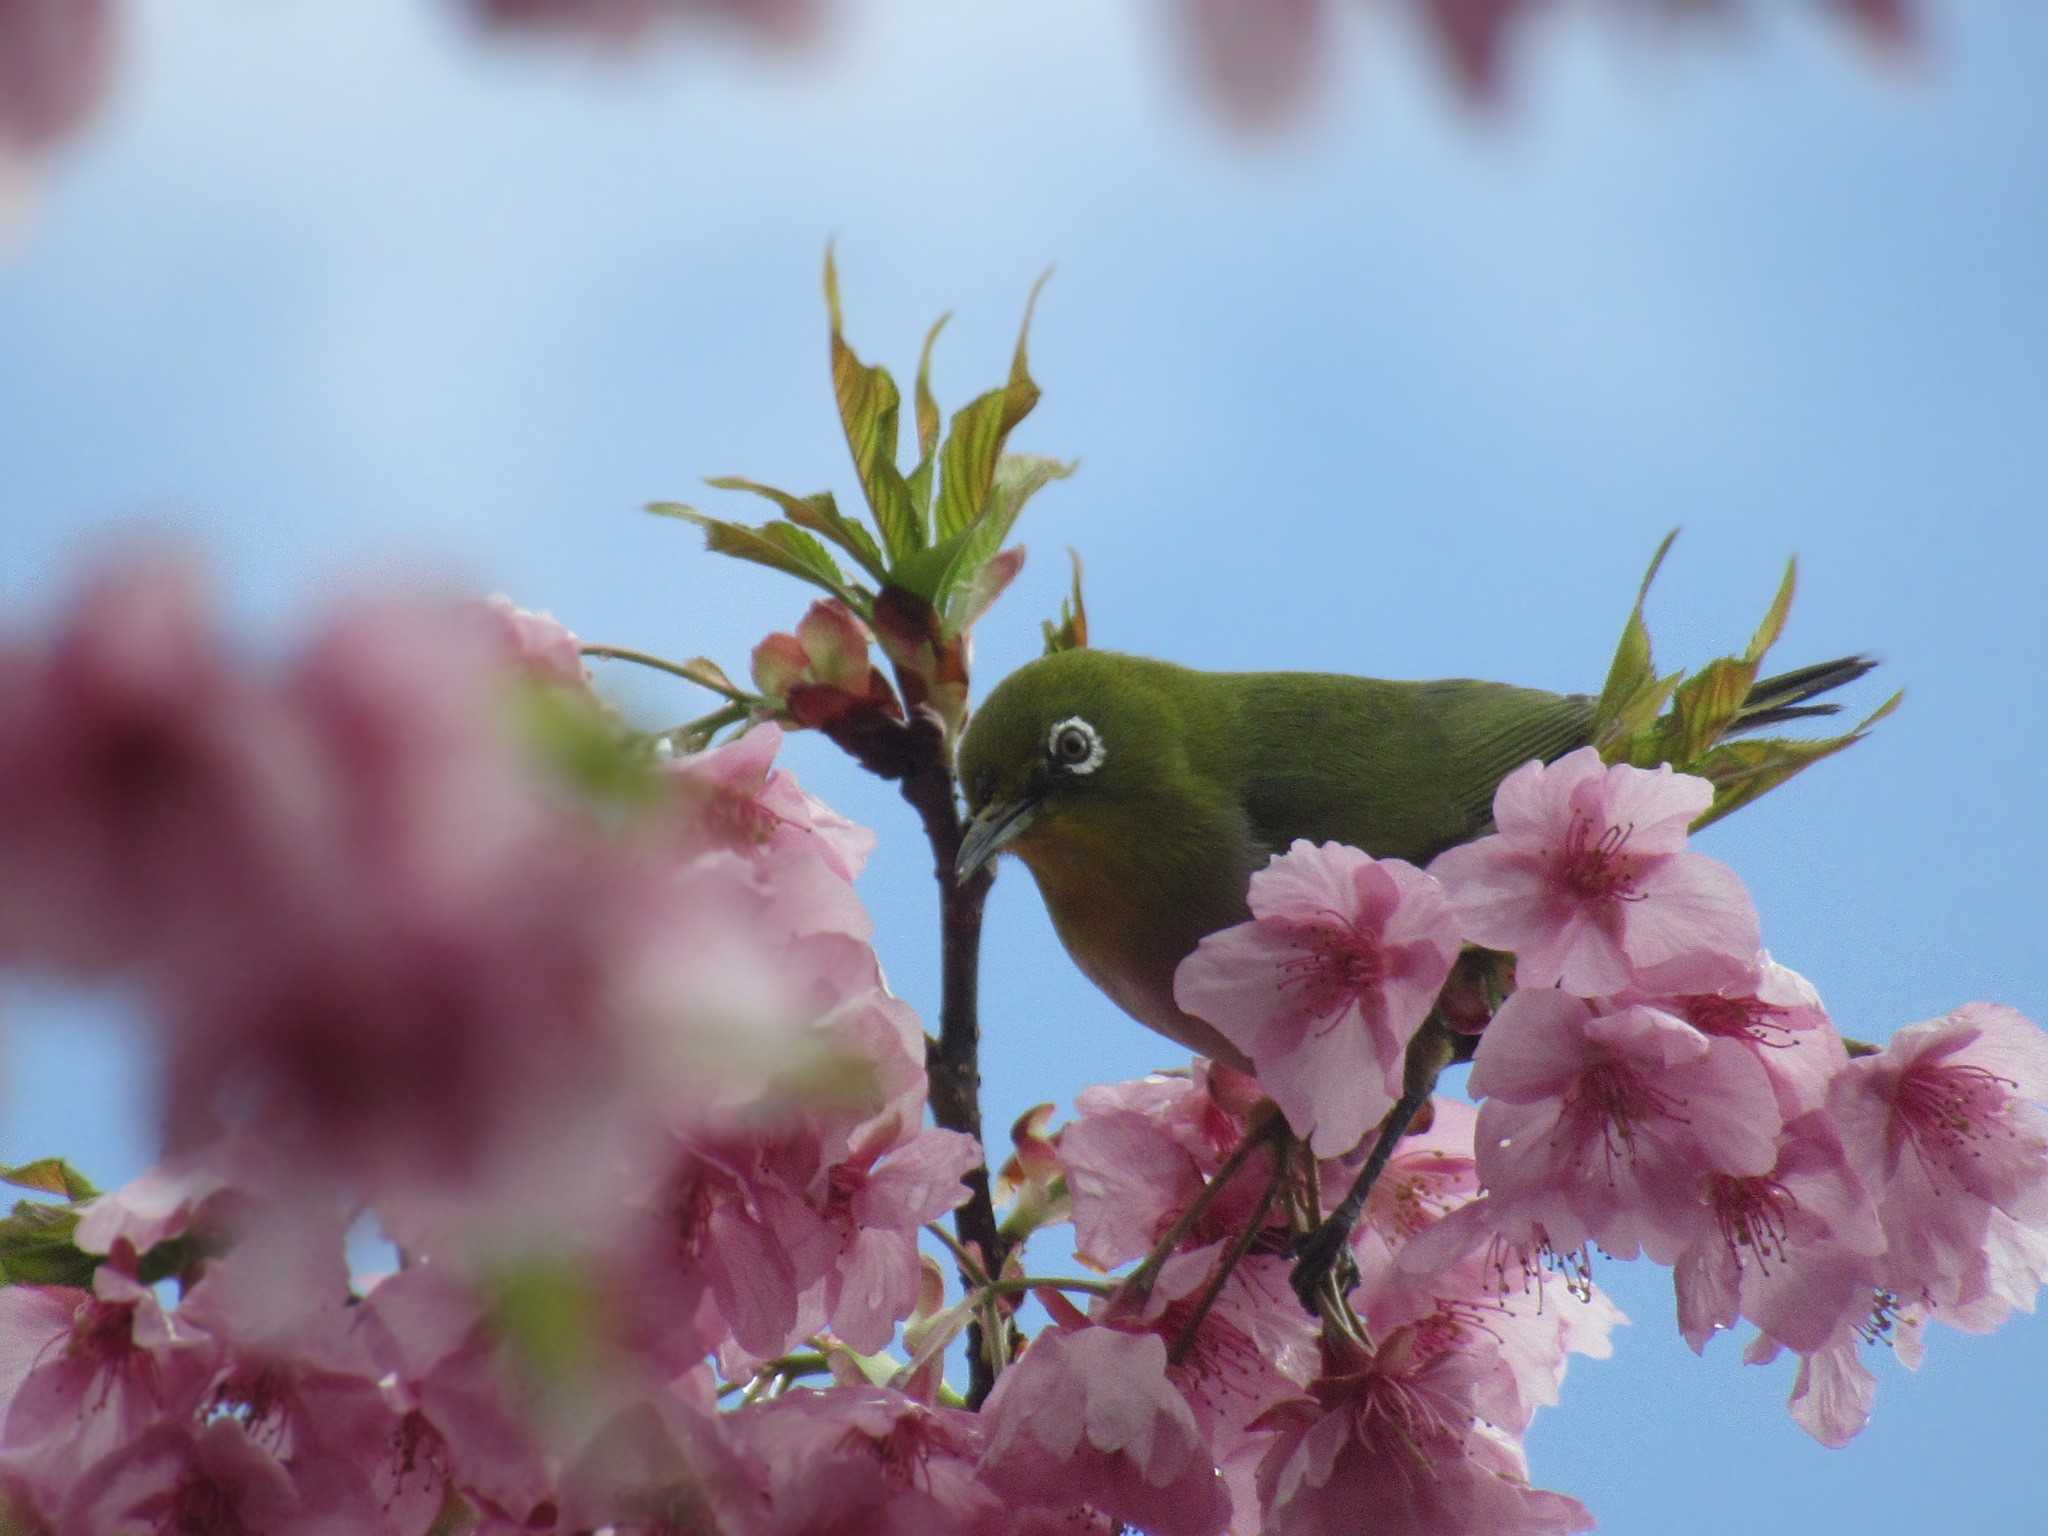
[933, 387, 1013, 542]
[1042, 549, 1090, 654]
[913, 313, 949, 465]
[1690, 690, 1902, 831]
[1592, 529, 1678, 755]
[907, 314, 950, 525]
[824, 248, 920, 560]
[671, 656, 747, 700]
[886, 521, 981, 606]
[931, 271, 1050, 543]
[705, 476, 887, 585]
[1660, 655, 1761, 768]
[942, 546, 1025, 640]
[1644, 554, 1806, 769]
[0, 1199, 96, 1287]
[649, 503, 858, 606]
[956, 454, 1073, 578]
[1747, 557, 1798, 665]
[1, 1158, 97, 1201]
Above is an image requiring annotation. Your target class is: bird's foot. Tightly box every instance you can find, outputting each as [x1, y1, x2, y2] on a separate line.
[1288, 1218, 1360, 1314]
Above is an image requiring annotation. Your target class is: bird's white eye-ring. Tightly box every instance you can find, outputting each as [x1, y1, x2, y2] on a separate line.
[1047, 716, 1105, 775]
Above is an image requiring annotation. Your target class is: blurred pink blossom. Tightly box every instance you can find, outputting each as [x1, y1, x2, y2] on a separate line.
[1176, 0, 1917, 125]
[0, 0, 115, 225]
[58, 1418, 356, 1536]
[555, 1377, 770, 1535]
[480, 594, 593, 690]
[468, 0, 817, 48]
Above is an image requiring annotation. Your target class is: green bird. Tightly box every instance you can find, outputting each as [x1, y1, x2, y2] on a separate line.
[953, 647, 1872, 1067]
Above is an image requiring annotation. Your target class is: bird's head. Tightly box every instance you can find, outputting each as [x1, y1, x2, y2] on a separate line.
[953, 649, 1190, 884]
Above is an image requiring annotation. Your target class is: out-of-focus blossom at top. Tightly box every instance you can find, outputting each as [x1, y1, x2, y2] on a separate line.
[1180, 0, 1916, 126]
[0, 0, 114, 229]
[0, 0, 1925, 247]
[465, 0, 819, 48]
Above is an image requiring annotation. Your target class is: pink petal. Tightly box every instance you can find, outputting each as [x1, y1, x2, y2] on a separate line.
[1468, 991, 1594, 1103]
[1619, 852, 1761, 993]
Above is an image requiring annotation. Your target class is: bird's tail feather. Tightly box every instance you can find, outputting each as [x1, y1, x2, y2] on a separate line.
[1732, 654, 1878, 734]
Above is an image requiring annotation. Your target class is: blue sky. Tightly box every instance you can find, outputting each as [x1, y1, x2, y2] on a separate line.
[3, 2, 2044, 1530]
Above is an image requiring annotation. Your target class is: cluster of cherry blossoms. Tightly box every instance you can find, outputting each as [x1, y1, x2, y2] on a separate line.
[0, 535, 2042, 1536]
[0, 558, 986, 1532]
[1173, 744, 2048, 1463]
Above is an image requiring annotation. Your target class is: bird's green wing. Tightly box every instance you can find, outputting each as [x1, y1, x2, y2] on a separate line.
[1225, 673, 1594, 865]
[1416, 679, 1596, 842]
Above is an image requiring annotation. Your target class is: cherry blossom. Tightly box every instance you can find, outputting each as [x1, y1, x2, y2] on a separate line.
[978, 1325, 1231, 1536]
[1829, 1002, 2048, 1315]
[808, 1125, 980, 1354]
[1409, 991, 1783, 1269]
[1430, 746, 1759, 997]
[480, 594, 593, 690]
[1060, 1065, 1268, 1270]
[751, 598, 902, 737]
[0, 0, 114, 228]
[1177, 840, 1464, 1156]
[556, 1376, 770, 1536]
[1345, 1095, 1484, 1325]
[0, 1268, 218, 1501]
[729, 1385, 1000, 1535]
[1629, 954, 1846, 1119]
[1255, 1328, 1593, 1536]
[353, 1263, 554, 1526]
[57, 1418, 359, 1536]
[72, 1156, 239, 1263]
[1667, 1110, 1884, 1355]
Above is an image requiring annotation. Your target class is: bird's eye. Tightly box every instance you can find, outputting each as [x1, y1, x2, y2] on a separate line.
[1047, 716, 1104, 774]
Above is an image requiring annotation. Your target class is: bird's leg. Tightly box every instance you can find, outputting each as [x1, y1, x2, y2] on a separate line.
[1288, 1019, 1459, 1314]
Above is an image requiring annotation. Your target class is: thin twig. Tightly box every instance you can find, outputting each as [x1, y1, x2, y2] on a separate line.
[1168, 1146, 1288, 1367]
[986, 1275, 1117, 1301]
[579, 643, 748, 697]
[1115, 1107, 1286, 1308]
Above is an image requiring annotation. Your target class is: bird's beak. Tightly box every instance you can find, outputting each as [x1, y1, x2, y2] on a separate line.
[956, 794, 1041, 884]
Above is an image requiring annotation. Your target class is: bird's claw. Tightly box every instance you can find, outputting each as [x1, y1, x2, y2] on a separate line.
[1288, 1219, 1359, 1314]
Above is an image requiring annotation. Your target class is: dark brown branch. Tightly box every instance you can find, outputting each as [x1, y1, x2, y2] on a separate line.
[891, 716, 1008, 1407]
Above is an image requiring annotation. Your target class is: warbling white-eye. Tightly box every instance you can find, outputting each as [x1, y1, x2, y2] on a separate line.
[953, 647, 1871, 1067]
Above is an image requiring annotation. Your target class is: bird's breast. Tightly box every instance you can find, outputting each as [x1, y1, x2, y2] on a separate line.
[1011, 813, 1260, 1069]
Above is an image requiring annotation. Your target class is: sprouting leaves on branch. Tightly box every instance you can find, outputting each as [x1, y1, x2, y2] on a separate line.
[647, 250, 1074, 751]
[1591, 529, 1901, 827]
